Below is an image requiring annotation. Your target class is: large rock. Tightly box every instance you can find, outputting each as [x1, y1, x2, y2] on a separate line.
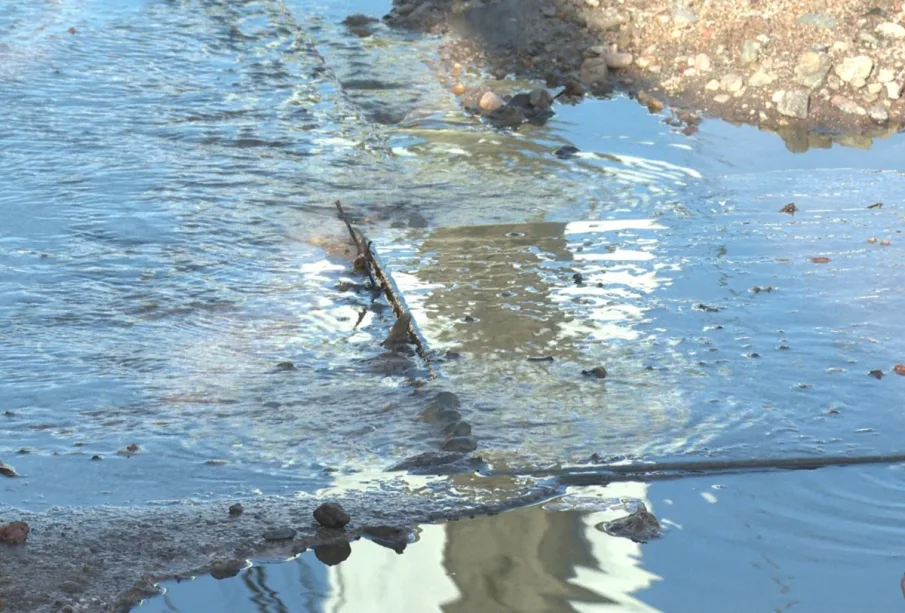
[314, 502, 351, 529]
[478, 91, 504, 113]
[776, 90, 810, 119]
[876, 22, 905, 39]
[580, 56, 609, 87]
[834, 56, 873, 83]
[794, 51, 831, 90]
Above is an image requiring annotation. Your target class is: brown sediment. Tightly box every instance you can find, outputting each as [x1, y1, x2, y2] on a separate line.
[383, 0, 905, 148]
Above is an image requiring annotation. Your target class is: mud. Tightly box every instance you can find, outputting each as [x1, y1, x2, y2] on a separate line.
[384, 0, 905, 144]
[0, 477, 557, 613]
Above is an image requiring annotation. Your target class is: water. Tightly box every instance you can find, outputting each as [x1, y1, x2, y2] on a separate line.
[2, 0, 905, 610]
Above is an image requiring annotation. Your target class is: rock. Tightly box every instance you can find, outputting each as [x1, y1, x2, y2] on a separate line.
[887, 81, 903, 99]
[389, 451, 483, 475]
[830, 95, 866, 115]
[585, 0, 600, 7]
[314, 542, 351, 566]
[705, 79, 720, 91]
[850, 76, 867, 89]
[451, 83, 466, 95]
[868, 104, 889, 123]
[795, 13, 836, 29]
[117, 443, 140, 457]
[868, 83, 883, 95]
[478, 91, 504, 113]
[598, 502, 661, 543]
[580, 57, 609, 86]
[555, 145, 580, 159]
[228, 503, 244, 517]
[597, 8, 630, 30]
[211, 559, 245, 580]
[776, 89, 810, 119]
[442, 435, 478, 452]
[876, 22, 905, 39]
[646, 97, 664, 113]
[878, 68, 895, 83]
[794, 51, 831, 89]
[263, 527, 297, 541]
[671, 5, 697, 26]
[869, 369, 884, 379]
[528, 88, 554, 111]
[361, 526, 411, 553]
[780, 203, 798, 214]
[713, 94, 731, 103]
[0, 521, 29, 545]
[383, 312, 412, 347]
[541, 5, 557, 17]
[694, 53, 711, 72]
[720, 73, 745, 93]
[748, 70, 775, 87]
[342, 13, 378, 27]
[91, 455, 102, 461]
[441, 421, 473, 438]
[314, 502, 351, 529]
[420, 391, 462, 423]
[834, 56, 873, 83]
[0, 462, 18, 477]
[604, 52, 633, 69]
[739, 40, 761, 65]
[555, 80, 585, 99]
[275, 360, 295, 370]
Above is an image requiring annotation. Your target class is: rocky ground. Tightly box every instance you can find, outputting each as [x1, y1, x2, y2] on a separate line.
[383, 0, 905, 140]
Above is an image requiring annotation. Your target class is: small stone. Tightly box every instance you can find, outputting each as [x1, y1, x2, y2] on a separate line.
[117, 443, 141, 457]
[342, 14, 378, 27]
[541, 5, 557, 17]
[835, 56, 873, 83]
[869, 369, 884, 379]
[314, 502, 351, 529]
[478, 91, 503, 113]
[878, 68, 895, 83]
[868, 104, 889, 123]
[794, 51, 831, 89]
[211, 559, 245, 580]
[876, 22, 905, 39]
[694, 53, 711, 72]
[720, 73, 745, 93]
[646, 98, 664, 113]
[776, 89, 810, 119]
[868, 83, 883, 95]
[585, 0, 600, 7]
[555, 145, 580, 159]
[868, 237, 878, 243]
[580, 57, 609, 86]
[850, 76, 867, 89]
[749, 70, 775, 87]
[582, 366, 608, 379]
[263, 527, 296, 541]
[740, 40, 761, 65]
[705, 79, 720, 91]
[275, 361, 295, 370]
[361, 526, 411, 553]
[442, 435, 478, 452]
[830, 95, 867, 115]
[0, 463, 18, 478]
[605, 52, 633, 69]
[714, 94, 731, 103]
[229, 503, 244, 517]
[0, 521, 29, 545]
[90, 455, 102, 461]
[528, 88, 554, 111]
[859, 32, 879, 46]
[796, 13, 837, 29]
[671, 6, 697, 26]
[887, 81, 903, 99]
[441, 421, 473, 438]
[881, 239, 891, 246]
[451, 83, 466, 95]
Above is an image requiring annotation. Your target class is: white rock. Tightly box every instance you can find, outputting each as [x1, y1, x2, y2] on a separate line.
[720, 72, 745, 93]
[604, 52, 633, 69]
[868, 104, 889, 123]
[850, 76, 867, 89]
[714, 94, 730, 103]
[749, 70, 775, 87]
[705, 79, 721, 91]
[694, 53, 711, 72]
[878, 68, 895, 83]
[771, 90, 785, 103]
[876, 22, 905, 39]
[887, 81, 903, 99]
[585, 0, 601, 6]
[834, 55, 873, 83]
[868, 82, 883, 95]
[479, 91, 504, 112]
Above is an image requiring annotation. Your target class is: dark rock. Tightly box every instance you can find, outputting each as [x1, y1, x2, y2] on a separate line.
[0, 521, 29, 545]
[597, 502, 661, 543]
[361, 526, 411, 553]
[348, 26, 372, 38]
[228, 503, 244, 517]
[276, 361, 295, 370]
[388, 451, 483, 475]
[211, 559, 245, 580]
[582, 366, 607, 379]
[441, 421, 472, 438]
[555, 79, 585, 99]
[263, 527, 297, 541]
[555, 146, 580, 159]
[527, 355, 554, 362]
[343, 14, 378, 27]
[487, 105, 525, 129]
[90, 455, 103, 461]
[780, 203, 798, 214]
[694, 304, 722, 313]
[529, 88, 554, 111]
[0, 462, 18, 477]
[314, 503, 351, 529]
[869, 369, 884, 379]
[442, 435, 478, 452]
[315, 542, 352, 566]
[117, 443, 141, 457]
[573, 272, 584, 284]
[419, 392, 462, 423]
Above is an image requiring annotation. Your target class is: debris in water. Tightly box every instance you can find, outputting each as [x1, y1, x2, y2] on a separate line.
[869, 369, 884, 379]
[597, 503, 661, 543]
[582, 366, 608, 379]
[780, 203, 798, 214]
[894, 365, 905, 376]
[695, 303, 722, 312]
[263, 528, 297, 541]
[0, 462, 18, 477]
[867, 202, 883, 209]
[811, 257, 830, 264]
[0, 521, 29, 545]
[228, 503, 244, 517]
[314, 503, 351, 529]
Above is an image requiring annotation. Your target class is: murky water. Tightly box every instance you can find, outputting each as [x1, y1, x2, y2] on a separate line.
[3, 0, 905, 610]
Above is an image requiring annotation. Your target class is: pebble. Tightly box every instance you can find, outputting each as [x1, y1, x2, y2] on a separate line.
[671, 6, 698, 26]
[748, 70, 775, 87]
[705, 79, 720, 91]
[314, 502, 351, 529]
[450, 83, 466, 95]
[580, 57, 609, 86]
[850, 76, 867, 89]
[211, 559, 245, 580]
[582, 366, 608, 379]
[441, 421, 473, 438]
[478, 91, 503, 113]
[830, 95, 867, 115]
[834, 56, 873, 83]
[117, 443, 141, 457]
[442, 435, 478, 452]
[740, 40, 761, 65]
[887, 81, 903, 99]
[529, 88, 554, 111]
[585, 0, 600, 7]
[228, 503, 244, 517]
[876, 22, 905, 39]
[604, 52, 633, 69]
[776, 89, 810, 119]
[555, 145, 580, 159]
[714, 94, 731, 103]
[795, 13, 837, 29]
[694, 53, 711, 72]
[868, 104, 889, 123]
[794, 51, 831, 89]
[867, 82, 883, 95]
[720, 73, 745, 93]
[878, 68, 895, 83]
[263, 527, 296, 541]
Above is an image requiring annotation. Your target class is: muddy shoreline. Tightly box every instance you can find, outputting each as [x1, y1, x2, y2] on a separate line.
[0, 475, 557, 613]
[383, 0, 905, 145]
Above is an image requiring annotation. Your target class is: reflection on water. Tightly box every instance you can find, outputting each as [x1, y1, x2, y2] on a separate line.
[140, 464, 905, 612]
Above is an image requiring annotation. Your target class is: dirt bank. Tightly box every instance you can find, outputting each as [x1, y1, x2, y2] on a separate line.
[384, 0, 905, 142]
